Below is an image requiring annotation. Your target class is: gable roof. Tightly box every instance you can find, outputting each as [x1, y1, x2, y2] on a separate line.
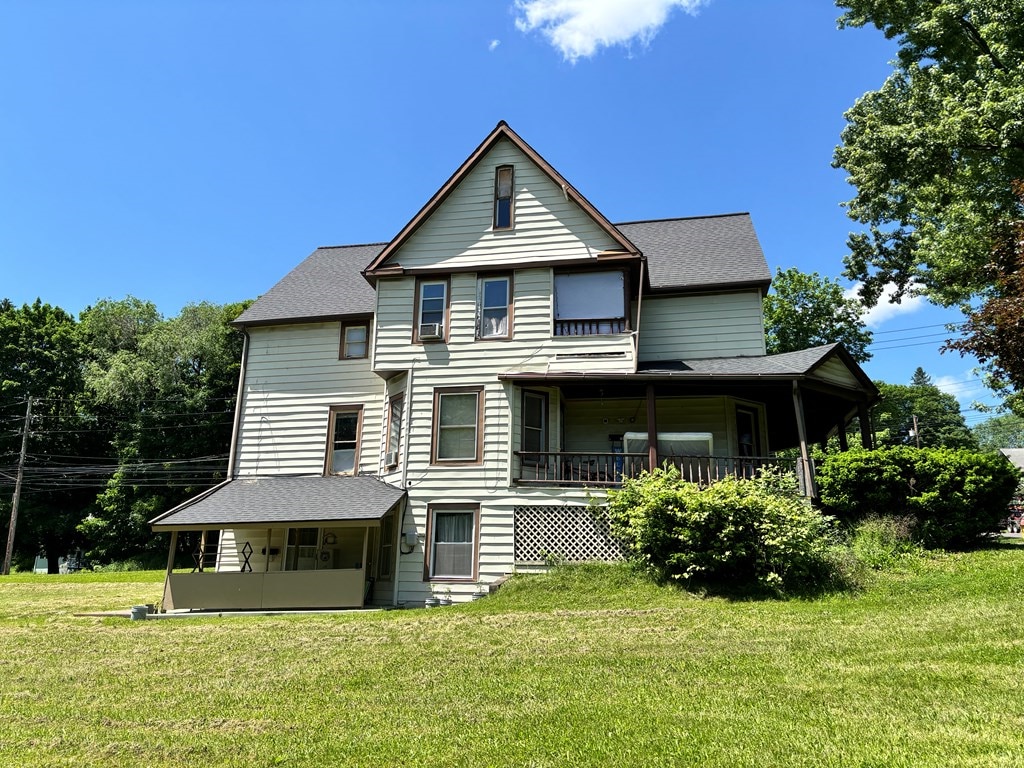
[363, 121, 640, 278]
[150, 475, 405, 529]
[233, 243, 383, 327]
[618, 213, 771, 292]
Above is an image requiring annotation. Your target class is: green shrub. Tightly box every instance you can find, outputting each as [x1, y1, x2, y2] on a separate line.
[605, 466, 841, 594]
[816, 447, 1019, 548]
[850, 516, 923, 570]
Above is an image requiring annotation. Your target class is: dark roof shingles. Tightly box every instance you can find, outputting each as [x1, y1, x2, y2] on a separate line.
[151, 475, 405, 528]
[617, 213, 771, 291]
[233, 243, 383, 326]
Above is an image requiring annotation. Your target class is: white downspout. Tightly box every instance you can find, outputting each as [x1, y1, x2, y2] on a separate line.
[226, 327, 250, 479]
[393, 363, 416, 607]
[633, 258, 646, 373]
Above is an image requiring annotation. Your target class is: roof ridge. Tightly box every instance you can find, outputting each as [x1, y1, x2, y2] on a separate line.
[615, 212, 751, 226]
[314, 242, 388, 251]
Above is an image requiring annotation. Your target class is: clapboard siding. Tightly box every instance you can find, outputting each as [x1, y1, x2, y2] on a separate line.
[235, 323, 386, 476]
[812, 357, 862, 389]
[386, 139, 621, 271]
[373, 269, 635, 374]
[638, 291, 766, 361]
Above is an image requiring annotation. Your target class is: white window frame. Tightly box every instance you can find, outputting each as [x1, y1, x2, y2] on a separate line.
[477, 275, 511, 339]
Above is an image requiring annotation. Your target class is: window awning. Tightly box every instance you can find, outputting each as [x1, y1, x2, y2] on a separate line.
[150, 475, 406, 531]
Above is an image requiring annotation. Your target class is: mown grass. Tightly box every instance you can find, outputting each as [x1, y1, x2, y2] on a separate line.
[1, 545, 1022, 767]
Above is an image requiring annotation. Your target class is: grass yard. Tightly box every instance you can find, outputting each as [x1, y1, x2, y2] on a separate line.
[1, 545, 1022, 767]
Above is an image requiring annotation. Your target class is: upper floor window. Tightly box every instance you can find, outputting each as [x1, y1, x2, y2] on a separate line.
[432, 387, 483, 463]
[416, 278, 448, 342]
[521, 390, 547, 462]
[478, 275, 511, 339]
[494, 165, 514, 230]
[340, 319, 369, 359]
[553, 270, 627, 336]
[385, 394, 403, 469]
[326, 406, 362, 475]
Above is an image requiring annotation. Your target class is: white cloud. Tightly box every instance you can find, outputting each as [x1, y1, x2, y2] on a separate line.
[844, 283, 926, 329]
[489, 39, 501, 52]
[514, 0, 707, 62]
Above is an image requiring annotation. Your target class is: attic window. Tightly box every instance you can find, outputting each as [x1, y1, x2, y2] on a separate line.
[494, 166, 514, 230]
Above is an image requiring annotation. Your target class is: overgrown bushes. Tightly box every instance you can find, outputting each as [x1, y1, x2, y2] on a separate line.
[816, 447, 1019, 548]
[604, 467, 842, 594]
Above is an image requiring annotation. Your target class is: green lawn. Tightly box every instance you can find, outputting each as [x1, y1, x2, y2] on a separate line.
[1, 546, 1022, 767]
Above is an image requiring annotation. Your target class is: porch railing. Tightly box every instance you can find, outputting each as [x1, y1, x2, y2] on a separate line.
[514, 451, 801, 488]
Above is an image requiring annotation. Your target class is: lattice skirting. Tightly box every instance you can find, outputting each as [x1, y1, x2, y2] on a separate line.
[514, 505, 625, 564]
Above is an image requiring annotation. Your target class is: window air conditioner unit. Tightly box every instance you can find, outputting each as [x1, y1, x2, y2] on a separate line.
[384, 451, 398, 468]
[419, 323, 443, 340]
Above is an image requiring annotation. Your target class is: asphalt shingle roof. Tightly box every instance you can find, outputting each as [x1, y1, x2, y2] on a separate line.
[639, 344, 844, 377]
[233, 243, 383, 326]
[617, 213, 771, 291]
[150, 475, 405, 528]
[233, 215, 771, 326]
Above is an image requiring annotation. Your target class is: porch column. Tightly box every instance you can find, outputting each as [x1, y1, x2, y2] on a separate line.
[646, 384, 658, 470]
[837, 422, 849, 452]
[162, 530, 178, 613]
[857, 402, 873, 449]
[791, 381, 816, 498]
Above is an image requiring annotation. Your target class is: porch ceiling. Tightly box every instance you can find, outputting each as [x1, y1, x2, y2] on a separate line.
[149, 475, 406, 531]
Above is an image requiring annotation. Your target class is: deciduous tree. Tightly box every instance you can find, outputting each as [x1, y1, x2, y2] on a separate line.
[763, 267, 873, 362]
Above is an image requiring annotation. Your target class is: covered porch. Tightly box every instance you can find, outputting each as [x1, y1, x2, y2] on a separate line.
[150, 475, 406, 611]
[502, 344, 879, 496]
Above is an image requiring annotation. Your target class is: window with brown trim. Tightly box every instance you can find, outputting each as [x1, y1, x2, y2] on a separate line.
[326, 405, 362, 475]
[415, 277, 449, 343]
[521, 390, 548, 463]
[385, 394, 403, 469]
[494, 165, 514, 230]
[432, 386, 483, 463]
[553, 270, 628, 336]
[477, 274, 511, 339]
[424, 504, 479, 580]
[340, 320, 369, 359]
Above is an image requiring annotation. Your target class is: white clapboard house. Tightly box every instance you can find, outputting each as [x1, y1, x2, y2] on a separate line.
[150, 122, 878, 611]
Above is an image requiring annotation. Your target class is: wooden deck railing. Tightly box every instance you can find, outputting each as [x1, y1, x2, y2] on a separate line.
[514, 451, 800, 488]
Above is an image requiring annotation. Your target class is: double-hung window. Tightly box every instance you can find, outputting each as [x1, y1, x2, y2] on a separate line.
[477, 275, 511, 339]
[340, 319, 369, 359]
[385, 395, 403, 468]
[493, 165, 514, 230]
[416, 278, 448, 342]
[521, 390, 547, 463]
[326, 406, 362, 475]
[553, 270, 627, 336]
[426, 505, 478, 580]
[433, 387, 483, 463]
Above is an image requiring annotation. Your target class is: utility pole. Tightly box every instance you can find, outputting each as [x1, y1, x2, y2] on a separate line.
[912, 414, 921, 449]
[2, 397, 32, 576]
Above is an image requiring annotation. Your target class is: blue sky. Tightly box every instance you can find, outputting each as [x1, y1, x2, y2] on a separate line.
[0, 1, 997, 418]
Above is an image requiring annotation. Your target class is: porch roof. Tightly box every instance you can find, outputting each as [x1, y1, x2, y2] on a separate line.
[149, 475, 406, 531]
[500, 344, 877, 396]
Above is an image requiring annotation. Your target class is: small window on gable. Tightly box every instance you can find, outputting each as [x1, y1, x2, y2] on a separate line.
[477, 275, 511, 339]
[327, 406, 362, 475]
[340, 320, 369, 359]
[494, 165, 514, 230]
[416, 278, 448, 342]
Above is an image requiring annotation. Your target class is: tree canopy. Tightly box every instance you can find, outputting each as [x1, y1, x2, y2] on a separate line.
[871, 368, 977, 450]
[763, 267, 873, 362]
[0, 296, 249, 570]
[834, 1, 1024, 310]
